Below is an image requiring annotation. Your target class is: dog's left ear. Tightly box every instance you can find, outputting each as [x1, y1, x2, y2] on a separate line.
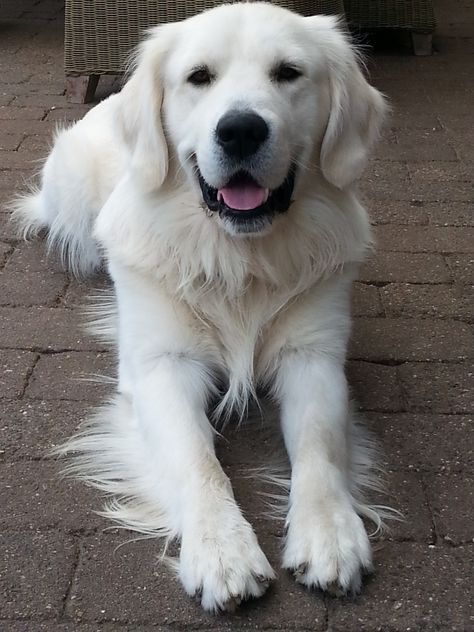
[117, 26, 173, 192]
[308, 17, 387, 189]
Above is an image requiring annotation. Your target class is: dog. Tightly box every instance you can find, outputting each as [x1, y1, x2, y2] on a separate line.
[13, 2, 388, 612]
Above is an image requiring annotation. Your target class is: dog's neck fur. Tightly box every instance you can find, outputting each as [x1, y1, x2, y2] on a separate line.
[96, 176, 371, 417]
[97, 173, 371, 306]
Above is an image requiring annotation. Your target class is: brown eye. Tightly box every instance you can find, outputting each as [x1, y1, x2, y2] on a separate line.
[187, 66, 214, 86]
[273, 63, 302, 83]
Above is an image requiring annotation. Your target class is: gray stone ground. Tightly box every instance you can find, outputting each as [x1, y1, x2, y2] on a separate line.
[1, 0, 473, 630]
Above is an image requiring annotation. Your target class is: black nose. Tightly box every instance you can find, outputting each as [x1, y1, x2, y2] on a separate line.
[216, 111, 269, 160]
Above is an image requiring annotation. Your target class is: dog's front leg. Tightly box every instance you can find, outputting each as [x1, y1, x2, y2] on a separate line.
[133, 357, 274, 610]
[277, 353, 372, 594]
[111, 264, 274, 611]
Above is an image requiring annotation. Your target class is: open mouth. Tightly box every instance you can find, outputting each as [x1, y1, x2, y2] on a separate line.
[198, 167, 296, 228]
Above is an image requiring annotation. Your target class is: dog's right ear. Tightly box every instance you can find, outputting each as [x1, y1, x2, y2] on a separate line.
[117, 26, 173, 192]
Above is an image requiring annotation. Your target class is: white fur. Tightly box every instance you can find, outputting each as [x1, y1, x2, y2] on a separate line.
[14, 2, 390, 612]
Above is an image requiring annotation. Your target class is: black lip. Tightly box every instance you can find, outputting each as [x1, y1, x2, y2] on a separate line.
[198, 167, 296, 225]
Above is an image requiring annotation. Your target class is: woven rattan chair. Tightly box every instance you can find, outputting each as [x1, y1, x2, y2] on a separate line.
[344, 0, 436, 55]
[65, 0, 345, 102]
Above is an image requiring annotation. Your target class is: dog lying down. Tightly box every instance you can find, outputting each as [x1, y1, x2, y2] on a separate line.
[14, 1, 390, 612]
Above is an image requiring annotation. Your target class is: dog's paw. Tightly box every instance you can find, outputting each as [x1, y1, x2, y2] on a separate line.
[179, 517, 275, 612]
[283, 503, 372, 595]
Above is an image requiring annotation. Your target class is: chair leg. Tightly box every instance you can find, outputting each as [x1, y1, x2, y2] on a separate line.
[411, 31, 433, 56]
[66, 75, 99, 103]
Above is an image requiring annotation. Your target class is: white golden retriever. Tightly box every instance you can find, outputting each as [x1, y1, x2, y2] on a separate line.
[15, 2, 388, 612]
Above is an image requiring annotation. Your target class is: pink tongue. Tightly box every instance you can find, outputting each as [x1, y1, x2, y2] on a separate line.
[218, 182, 268, 211]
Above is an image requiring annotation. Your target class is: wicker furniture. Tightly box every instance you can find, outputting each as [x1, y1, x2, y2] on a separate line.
[65, 0, 345, 102]
[344, 0, 436, 55]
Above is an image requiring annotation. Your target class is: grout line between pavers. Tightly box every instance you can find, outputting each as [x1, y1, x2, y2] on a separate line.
[0, 620, 309, 631]
[59, 533, 82, 620]
[0, 616, 59, 627]
[40, 106, 53, 122]
[0, 345, 110, 353]
[419, 473, 439, 546]
[377, 284, 388, 319]
[442, 253, 459, 283]
[7, 521, 474, 549]
[5, 452, 473, 475]
[15, 348, 110, 355]
[56, 273, 72, 307]
[349, 314, 474, 325]
[348, 358, 471, 367]
[359, 280, 457, 287]
[0, 243, 15, 269]
[18, 351, 40, 398]
[368, 247, 474, 255]
[365, 407, 474, 418]
[322, 593, 330, 632]
[394, 363, 408, 413]
[12, 394, 474, 415]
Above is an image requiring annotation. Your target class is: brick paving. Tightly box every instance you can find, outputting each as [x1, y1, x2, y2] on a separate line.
[0, 0, 473, 629]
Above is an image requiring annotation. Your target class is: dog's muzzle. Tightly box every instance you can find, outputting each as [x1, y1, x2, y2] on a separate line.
[198, 167, 296, 233]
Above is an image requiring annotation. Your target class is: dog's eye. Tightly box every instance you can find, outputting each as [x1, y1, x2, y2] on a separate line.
[272, 63, 302, 83]
[187, 67, 215, 86]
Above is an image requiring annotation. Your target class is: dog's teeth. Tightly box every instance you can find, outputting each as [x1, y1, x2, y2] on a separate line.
[263, 188, 269, 203]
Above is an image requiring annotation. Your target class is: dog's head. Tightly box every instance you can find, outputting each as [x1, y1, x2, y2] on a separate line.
[119, 3, 386, 236]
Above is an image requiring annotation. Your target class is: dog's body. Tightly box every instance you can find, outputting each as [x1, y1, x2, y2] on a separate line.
[14, 2, 388, 611]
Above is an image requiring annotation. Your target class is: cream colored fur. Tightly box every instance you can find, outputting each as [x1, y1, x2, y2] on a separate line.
[13, 2, 390, 612]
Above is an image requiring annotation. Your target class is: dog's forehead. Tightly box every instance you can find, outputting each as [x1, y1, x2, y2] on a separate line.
[165, 4, 320, 73]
